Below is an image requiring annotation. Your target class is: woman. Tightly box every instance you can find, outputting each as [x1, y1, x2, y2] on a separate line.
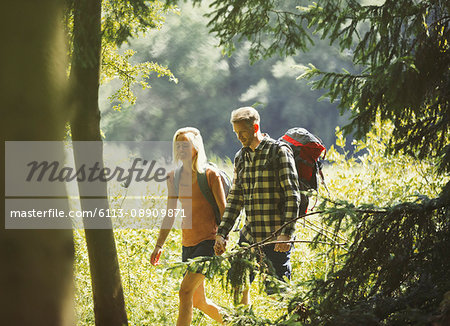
[151, 127, 226, 325]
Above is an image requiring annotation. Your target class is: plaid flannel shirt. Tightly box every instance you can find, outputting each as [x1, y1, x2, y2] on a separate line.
[217, 135, 301, 244]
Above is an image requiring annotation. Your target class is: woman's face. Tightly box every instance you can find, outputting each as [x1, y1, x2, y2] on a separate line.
[176, 133, 196, 161]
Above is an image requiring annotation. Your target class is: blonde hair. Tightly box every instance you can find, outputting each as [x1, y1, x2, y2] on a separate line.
[230, 106, 260, 129]
[172, 127, 207, 173]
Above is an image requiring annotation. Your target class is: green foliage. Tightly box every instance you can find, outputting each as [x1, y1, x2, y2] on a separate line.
[101, 46, 177, 111]
[73, 119, 448, 325]
[102, 0, 173, 45]
[187, 0, 314, 62]
[325, 117, 445, 207]
[100, 1, 353, 158]
[305, 196, 450, 325]
[65, 0, 178, 110]
[74, 228, 182, 325]
[100, 0, 179, 110]
[298, 0, 450, 169]
[68, 1, 450, 323]
[286, 119, 450, 325]
[178, 0, 449, 172]
[72, 162, 320, 325]
[222, 305, 297, 326]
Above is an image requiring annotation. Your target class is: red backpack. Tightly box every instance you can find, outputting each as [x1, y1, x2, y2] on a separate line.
[278, 127, 326, 192]
[234, 128, 327, 215]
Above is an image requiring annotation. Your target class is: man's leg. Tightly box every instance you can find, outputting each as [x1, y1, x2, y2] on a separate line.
[240, 287, 250, 305]
[262, 244, 292, 294]
[234, 234, 253, 305]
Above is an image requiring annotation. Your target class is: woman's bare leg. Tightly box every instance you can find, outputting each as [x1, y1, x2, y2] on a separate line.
[177, 272, 205, 326]
[193, 280, 223, 323]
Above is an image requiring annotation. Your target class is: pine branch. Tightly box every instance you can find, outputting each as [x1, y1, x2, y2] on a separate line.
[261, 239, 348, 248]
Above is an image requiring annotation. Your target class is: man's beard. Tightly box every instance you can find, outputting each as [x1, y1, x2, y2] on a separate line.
[241, 134, 254, 148]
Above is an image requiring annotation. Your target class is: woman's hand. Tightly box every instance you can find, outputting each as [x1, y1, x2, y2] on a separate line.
[150, 245, 163, 266]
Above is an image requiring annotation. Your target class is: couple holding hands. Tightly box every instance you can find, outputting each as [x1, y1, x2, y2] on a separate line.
[151, 106, 301, 325]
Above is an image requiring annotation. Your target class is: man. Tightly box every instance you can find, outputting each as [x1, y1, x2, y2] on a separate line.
[214, 106, 301, 304]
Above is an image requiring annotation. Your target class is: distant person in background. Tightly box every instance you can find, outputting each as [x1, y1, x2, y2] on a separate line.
[214, 107, 301, 304]
[151, 127, 225, 325]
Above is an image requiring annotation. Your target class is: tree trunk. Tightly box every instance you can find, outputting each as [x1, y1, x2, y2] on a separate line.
[0, 1, 74, 325]
[70, 0, 128, 325]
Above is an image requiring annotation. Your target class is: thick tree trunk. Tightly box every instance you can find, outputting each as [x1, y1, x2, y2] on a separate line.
[70, 0, 128, 325]
[0, 1, 74, 325]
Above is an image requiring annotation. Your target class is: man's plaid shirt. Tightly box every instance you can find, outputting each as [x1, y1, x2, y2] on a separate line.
[217, 135, 301, 244]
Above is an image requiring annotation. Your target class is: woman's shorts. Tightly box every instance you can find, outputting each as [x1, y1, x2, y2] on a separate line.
[182, 239, 215, 262]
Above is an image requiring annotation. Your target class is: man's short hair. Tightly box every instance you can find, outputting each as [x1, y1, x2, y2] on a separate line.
[230, 107, 260, 128]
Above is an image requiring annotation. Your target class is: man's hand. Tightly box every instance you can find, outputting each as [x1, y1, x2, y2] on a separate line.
[214, 235, 227, 255]
[274, 234, 291, 252]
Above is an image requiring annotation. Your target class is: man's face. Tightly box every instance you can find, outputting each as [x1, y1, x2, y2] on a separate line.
[232, 121, 255, 148]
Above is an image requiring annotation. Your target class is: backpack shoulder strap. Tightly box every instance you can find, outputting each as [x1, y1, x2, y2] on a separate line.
[233, 148, 246, 185]
[270, 139, 291, 169]
[173, 167, 182, 197]
[269, 140, 296, 191]
[197, 168, 221, 225]
[234, 148, 245, 169]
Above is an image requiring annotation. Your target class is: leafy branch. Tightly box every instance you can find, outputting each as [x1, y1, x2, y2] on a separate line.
[102, 47, 177, 111]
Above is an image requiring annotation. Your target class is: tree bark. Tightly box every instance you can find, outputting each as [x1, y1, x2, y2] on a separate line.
[70, 0, 128, 325]
[0, 1, 74, 325]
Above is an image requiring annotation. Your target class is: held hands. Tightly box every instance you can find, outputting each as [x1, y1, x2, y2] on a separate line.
[214, 235, 227, 255]
[274, 234, 291, 252]
[150, 245, 163, 266]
